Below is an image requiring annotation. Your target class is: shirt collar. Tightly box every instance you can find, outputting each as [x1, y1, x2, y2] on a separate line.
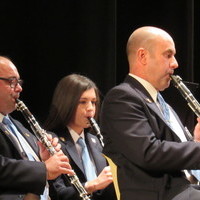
[0, 113, 6, 123]
[129, 73, 158, 103]
[67, 126, 85, 144]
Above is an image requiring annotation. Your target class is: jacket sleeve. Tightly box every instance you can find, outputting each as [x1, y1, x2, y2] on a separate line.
[49, 175, 83, 200]
[0, 154, 47, 195]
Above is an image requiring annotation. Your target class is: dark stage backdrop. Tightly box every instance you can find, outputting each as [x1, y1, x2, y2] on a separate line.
[0, 0, 199, 132]
[0, 1, 116, 124]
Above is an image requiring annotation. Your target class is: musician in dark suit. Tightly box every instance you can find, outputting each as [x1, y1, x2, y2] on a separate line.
[0, 56, 73, 200]
[44, 74, 117, 200]
[100, 26, 200, 200]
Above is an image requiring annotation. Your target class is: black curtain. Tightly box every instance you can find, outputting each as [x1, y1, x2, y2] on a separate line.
[0, 1, 116, 123]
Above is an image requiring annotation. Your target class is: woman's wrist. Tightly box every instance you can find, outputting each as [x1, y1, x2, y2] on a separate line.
[84, 180, 96, 194]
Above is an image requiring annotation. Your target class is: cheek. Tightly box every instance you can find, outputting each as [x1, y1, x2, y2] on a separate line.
[75, 109, 85, 121]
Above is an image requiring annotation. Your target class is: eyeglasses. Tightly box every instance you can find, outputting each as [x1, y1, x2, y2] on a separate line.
[0, 77, 23, 88]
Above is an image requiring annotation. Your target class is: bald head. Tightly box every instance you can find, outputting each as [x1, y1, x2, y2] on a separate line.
[125, 26, 178, 91]
[0, 56, 17, 75]
[126, 26, 174, 66]
[0, 56, 22, 115]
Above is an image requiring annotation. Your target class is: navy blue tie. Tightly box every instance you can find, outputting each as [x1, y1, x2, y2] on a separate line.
[77, 137, 97, 181]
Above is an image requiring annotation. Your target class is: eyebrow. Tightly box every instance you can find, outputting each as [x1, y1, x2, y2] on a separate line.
[79, 97, 97, 100]
[163, 49, 176, 56]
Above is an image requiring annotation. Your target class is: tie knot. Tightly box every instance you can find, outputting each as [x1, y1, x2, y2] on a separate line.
[157, 93, 164, 104]
[77, 137, 86, 148]
[3, 116, 12, 126]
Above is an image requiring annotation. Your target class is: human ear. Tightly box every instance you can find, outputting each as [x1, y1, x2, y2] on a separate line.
[137, 48, 147, 65]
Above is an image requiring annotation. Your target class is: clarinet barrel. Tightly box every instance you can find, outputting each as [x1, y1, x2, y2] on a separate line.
[88, 117, 104, 147]
[170, 75, 200, 117]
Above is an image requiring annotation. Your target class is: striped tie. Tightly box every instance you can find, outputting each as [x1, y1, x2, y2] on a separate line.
[157, 93, 170, 122]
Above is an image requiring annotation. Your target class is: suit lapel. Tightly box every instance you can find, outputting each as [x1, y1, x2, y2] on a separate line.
[10, 117, 39, 153]
[130, 77, 169, 127]
[143, 93, 189, 140]
[59, 128, 106, 176]
[60, 131, 85, 173]
[125, 75, 188, 141]
[144, 95, 170, 127]
[0, 122, 23, 154]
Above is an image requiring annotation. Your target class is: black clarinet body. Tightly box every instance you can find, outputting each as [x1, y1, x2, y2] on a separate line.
[88, 117, 104, 147]
[16, 99, 91, 200]
[170, 75, 200, 117]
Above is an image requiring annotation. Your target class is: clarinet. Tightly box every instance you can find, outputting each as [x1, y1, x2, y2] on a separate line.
[88, 117, 104, 147]
[16, 99, 91, 200]
[170, 75, 200, 117]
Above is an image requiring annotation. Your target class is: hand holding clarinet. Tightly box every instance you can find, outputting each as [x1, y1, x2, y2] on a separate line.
[37, 134, 74, 180]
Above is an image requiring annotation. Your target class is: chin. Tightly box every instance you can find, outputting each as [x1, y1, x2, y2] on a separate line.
[158, 86, 167, 92]
[85, 124, 90, 129]
[160, 80, 170, 91]
[84, 122, 91, 129]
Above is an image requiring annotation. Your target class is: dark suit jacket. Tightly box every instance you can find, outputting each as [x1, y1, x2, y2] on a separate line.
[49, 127, 116, 200]
[0, 116, 46, 200]
[100, 75, 200, 200]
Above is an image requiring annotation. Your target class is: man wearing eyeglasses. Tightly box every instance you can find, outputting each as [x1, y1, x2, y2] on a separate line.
[0, 77, 23, 89]
[0, 56, 74, 200]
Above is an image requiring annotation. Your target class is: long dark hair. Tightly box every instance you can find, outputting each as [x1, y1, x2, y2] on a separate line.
[44, 74, 100, 133]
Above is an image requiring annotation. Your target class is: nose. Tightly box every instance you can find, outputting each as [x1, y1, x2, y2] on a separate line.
[86, 102, 96, 115]
[87, 101, 94, 110]
[14, 83, 23, 93]
[86, 102, 95, 118]
[171, 56, 178, 69]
